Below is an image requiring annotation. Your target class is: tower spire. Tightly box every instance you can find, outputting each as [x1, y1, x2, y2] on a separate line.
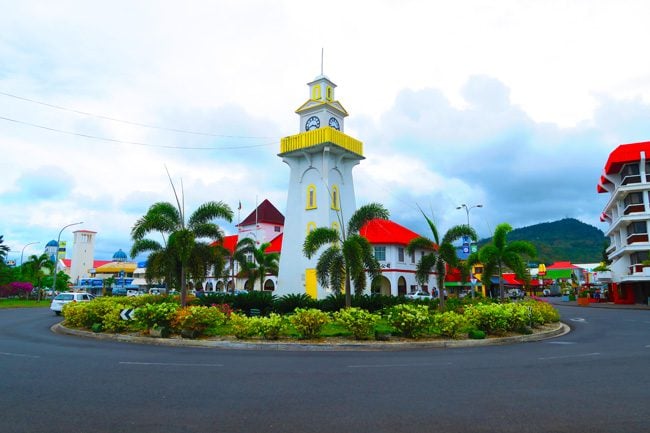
[321, 48, 324, 75]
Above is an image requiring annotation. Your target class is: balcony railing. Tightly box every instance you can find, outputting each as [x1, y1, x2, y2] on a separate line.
[280, 128, 363, 156]
[627, 233, 649, 244]
[622, 174, 642, 185]
[623, 203, 645, 215]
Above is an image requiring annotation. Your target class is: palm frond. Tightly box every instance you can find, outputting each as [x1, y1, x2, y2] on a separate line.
[188, 201, 233, 227]
[406, 236, 435, 255]
[347, 202, 390, 234]
[303, 227, 340, 258]
[441, 224, 478, 244]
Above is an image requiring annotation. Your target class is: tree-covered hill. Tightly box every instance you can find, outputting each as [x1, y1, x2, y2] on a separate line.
[478, 218, 606, 264]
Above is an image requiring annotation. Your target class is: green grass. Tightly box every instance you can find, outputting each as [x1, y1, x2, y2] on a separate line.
[0, 299, 51, 309]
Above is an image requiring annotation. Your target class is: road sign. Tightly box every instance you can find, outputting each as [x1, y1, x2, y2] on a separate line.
[120, 308, 136, 320]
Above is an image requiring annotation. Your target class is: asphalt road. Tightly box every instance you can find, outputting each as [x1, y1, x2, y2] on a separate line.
[1, 304, 648, 433]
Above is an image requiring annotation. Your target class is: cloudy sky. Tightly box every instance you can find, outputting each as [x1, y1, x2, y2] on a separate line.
[2, 0, 650, 263]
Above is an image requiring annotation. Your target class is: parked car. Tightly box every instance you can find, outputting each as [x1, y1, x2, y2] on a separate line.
[507, 288, 525, 300]
[50, 292, 94, 316]
[405, 290, 433, 300]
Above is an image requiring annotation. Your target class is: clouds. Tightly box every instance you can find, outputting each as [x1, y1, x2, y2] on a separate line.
[2, 1, 650, 262]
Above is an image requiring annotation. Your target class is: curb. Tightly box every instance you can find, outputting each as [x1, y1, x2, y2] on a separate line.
[52, 322, 570, 352]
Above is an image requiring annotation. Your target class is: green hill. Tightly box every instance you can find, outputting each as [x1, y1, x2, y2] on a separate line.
[478, 218, 606, 264]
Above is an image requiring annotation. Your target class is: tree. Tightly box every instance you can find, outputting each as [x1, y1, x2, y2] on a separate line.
[236, 238, 280, 291]
[23, 253, 54, 300]
[303, 203, 390, 308]
[131, 198, 233, 307]
[0, 235, 9, 265]
[477, 223, 537, 301]
[406, 211, 477, 310]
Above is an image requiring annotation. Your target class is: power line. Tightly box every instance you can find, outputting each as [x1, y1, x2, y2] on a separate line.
[0, 91, 276, 139]
[0, 115, 276, 150]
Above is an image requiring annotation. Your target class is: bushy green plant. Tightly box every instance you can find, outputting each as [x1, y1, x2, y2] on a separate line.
[274, 293, 317, 314]
[318, 293, 346, 312]
[385, 304, 432, 338]
[229, 313, 255, 339]
[333, 307, 380, 340]
[133, 302, 178, 329]
[251, 313, 287, 340]
[432, 311, 469, 338]
[100, 302, 133, 333]
[463, 303, 512, 335]
[522, 300, 560, 324]
[289, 308, 330, 339]
[467, 329, 486, 339]
[172, 306, 226, 334]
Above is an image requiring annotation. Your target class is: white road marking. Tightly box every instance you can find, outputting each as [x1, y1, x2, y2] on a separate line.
[347, 362, 448, 368]
[546, 341, 576, 345]
[119, 361, 223, 367]
[0, 351, 40, 358]
[538, 352, 600, 361]
[569, 318, 586, 322]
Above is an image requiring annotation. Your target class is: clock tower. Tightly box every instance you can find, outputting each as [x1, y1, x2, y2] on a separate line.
[276, 74, 364, 299]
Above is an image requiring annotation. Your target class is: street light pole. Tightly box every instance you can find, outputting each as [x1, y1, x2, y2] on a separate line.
[20, 242, 39, 269]
[456, 203, 483, 227]
[51, 222, 83, 297]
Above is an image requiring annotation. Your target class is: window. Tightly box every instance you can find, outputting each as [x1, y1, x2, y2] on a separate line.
[312, 85, 321, 100]
[628, 221, 648, 235]
[630, 251, 649, 265]
[474, 266, 484, 274]
[374, 246, 386, 261]
[306, 184, 317, 209]
[410, 251, 415, 263]
[624, 192, 643, 206]
[331, 185, 340, 210]
[398, 247, 405, 263]
[274, 226, 281, 232]
[326, 86, 333, 101]
[306, 222, 316, 235]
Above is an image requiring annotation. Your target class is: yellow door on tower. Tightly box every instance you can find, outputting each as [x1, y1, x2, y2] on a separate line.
[305, 269, 317, 299]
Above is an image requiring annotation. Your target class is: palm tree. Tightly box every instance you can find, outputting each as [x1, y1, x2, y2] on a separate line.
[236, 238, 280, 291]
[131, 200, 233, 307]
[23, 253, 54, 300]
[0, 235, 9, 265]
[478, 223, 537, 301]
[303, 202, 390, 308]
[406, 211, 477, 310]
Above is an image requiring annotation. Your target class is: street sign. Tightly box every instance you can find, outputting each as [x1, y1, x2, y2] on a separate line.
[120, 308, 136, 320]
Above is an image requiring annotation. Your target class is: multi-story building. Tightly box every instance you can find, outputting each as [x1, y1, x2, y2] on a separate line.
[597, 140, 650, 303]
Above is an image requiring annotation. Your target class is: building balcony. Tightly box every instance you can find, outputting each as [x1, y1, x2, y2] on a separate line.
[626, 233, 649, 244]
[622, 174, 642, 186]
[280, 128, 363, 157]
[623, 203, 645, 215]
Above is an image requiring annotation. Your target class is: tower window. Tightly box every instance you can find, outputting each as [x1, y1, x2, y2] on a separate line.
[331, 185, 340, 210]
[326, 86, 333, 101]
[374, 246, 386, 261]
[306, 184, 317, 210]
[306, 222, 317, 235]
[312, 85, 321, 100]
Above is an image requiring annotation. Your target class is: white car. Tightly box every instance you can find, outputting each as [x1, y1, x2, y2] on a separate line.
[404, 291, 433, 300]
[50, 292, 94, 316]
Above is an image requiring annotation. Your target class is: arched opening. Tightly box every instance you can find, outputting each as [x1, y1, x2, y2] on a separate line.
[371, 275, 391, 296]
[244, 279, 253, 291]
[397, 276, 407, 296]
[264, 279, 275, 291]
[227, 280, 234, 291]
[216, 281, 224, 291]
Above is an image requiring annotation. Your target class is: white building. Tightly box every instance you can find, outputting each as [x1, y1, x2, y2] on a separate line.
[597, 140, 650, 303]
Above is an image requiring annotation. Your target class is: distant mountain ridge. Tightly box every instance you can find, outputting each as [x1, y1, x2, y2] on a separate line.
[478, 218, 606, 264]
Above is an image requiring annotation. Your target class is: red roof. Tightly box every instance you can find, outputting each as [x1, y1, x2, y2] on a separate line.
[359, 219, 424, 246]
[502, 273, 523, 285]
[598, 141, 650, 192]
[212, 234, 238, 254]
[547, 261, 579, 270]
[239, 199, 285, 227]
[61, 259, 111, 268]
[266, 233, 283, 253]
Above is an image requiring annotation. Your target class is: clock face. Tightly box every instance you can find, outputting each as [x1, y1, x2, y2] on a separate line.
[305, 116, 320, 131]
[328, 117, 340, 130]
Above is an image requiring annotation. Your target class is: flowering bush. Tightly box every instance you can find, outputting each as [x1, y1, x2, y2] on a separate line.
[251, 313, 287, 340]
[172, 306, 226, 334]
[229, 313, 255, 339]
[0, 281, 33, 298]
[333, 307, 380, 340]
[463, 303, 513, 335]
[133, 302, 178, 330]
[289, 308, 330, 339]
[432, 311, 469, 339]
[386, 304, 432, 338]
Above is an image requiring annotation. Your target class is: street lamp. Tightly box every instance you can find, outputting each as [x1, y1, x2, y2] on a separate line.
[20, 242, 40, 269]
[456, 203, 483, 227]
[51, 222, 83, 297]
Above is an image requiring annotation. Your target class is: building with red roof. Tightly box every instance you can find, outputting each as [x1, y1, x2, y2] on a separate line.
[597, 140, 650, 303]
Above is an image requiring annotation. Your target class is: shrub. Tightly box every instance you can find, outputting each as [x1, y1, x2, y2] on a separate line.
[463, 303, 512, 335]
[274, 293, 317, 314]
[385, 304, 432, 338]
[133, 302, 178, 330]
[229, 313, 255, 339]
[432, 311, 469, 339]
[318, 293, 346, 312]
[172, 306, 226, 334]
[333, 307, 380, 340]
[468, 329, 486, 339]
[289, 308, 330, 339]
[100, 302, 133, 333]
[91, 323, 103, 333]
[251, 313, 287, 340]
[524, 300, 560, 324]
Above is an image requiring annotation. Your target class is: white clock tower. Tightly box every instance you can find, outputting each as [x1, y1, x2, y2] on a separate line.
[276, 74, 364, 298]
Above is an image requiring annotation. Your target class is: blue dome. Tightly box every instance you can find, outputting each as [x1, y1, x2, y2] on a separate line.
[46, 240, 58, 247]
[113, 249, 128, 262]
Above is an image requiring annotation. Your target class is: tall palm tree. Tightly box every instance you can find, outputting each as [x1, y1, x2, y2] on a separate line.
[478, 223, 537, 301]
[131, 200, 233, 306]
[236, 238, 280, 291]
[303, 202, 390, 308]
[23, 253, 54, 300]
[406, 211, 477, 310]
[0, 235, 9, 265]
